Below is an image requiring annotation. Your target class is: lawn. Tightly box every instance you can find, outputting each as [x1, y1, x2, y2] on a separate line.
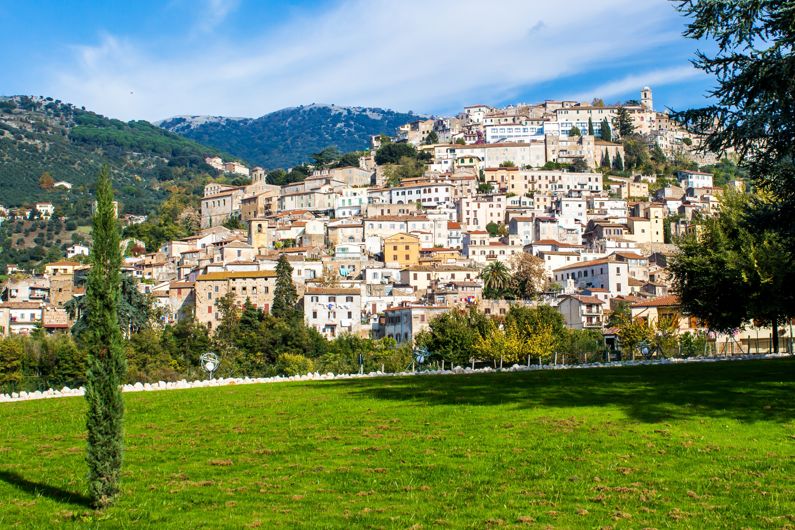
[0, 359, 793, 528]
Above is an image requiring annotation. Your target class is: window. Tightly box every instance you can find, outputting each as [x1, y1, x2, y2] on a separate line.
[346, 296, 354, 302]
[207, 306, 212, 314]
[617, 283, 622, 291]
[207, 292, 212, 300]
[329, 296, 336, 303]
[312, 311, 317, 319]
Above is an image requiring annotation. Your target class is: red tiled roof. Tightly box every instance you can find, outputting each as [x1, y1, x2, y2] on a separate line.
[631, 295, 680, 308]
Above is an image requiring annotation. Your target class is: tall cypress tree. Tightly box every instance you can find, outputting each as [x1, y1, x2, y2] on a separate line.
[271, 255, 298, 319]
[587, 117, 594, 136]
[84, 166, 126, 508]
[600, 118, 612, 142]
[613, 152, 624, 171]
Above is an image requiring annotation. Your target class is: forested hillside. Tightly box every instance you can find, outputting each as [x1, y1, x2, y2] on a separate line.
[158, 104, 420, 168]
[0, 96, 228, 214]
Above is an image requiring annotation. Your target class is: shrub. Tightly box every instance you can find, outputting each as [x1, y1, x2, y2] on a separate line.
[275, 353, 314, 376]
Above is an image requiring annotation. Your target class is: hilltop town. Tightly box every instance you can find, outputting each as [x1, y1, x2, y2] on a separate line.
[0, 87, 766, 352]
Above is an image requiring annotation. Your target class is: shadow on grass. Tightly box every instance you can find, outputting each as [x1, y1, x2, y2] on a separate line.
[333, 358, 795, 424]
[0, 470, 93, 508]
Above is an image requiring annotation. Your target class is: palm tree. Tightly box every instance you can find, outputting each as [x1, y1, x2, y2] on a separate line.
[480, 261, 513, 299]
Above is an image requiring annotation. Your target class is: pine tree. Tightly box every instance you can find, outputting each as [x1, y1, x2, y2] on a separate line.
[614, 106, 635, 137]
[84, 166, 126, 508]
[587, 117, 594, 136]
[271, 255, 298, 319]
[600, 118, 612, 142]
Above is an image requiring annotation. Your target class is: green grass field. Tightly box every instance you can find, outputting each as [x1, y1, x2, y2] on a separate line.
[1, 359, 793, 528]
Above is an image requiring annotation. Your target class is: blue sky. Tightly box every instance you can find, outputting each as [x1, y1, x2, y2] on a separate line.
[0, 0, 716, 121]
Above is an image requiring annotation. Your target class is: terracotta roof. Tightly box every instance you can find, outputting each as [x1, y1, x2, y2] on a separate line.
[223, 240, 253, 248]
[46, 260, 82, 267]
[384, 305, 449, 312]
[403, 264, 478, 272]
[532, 239, 583, 248]
[553, 258, 611, 272]
[196, 271, 276, 281]
[631, 295, 680, 308]
[202, 190, 238, 200]
[542, 251, 580, 256]
[274, 209, 313, 217]
[447, 221, 461, 229]
[384, 232, 419, 242]
[305, 287, 360, 295]
[613, 252, 646, 260]
[366, 215, 429, 222]
[566, 294, 604, 305]
[0, 301, 43, 309]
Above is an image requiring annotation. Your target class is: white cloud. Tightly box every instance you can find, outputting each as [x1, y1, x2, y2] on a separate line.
[47, 0, 691, 120]
[567, 65, 704, 104]
[193, 0, 239, 34]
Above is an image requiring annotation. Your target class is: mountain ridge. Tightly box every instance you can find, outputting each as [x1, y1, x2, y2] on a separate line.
[157, 104, 424, 168]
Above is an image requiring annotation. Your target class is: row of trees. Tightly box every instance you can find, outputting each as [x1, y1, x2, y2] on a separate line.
[416, 305, 604, 367]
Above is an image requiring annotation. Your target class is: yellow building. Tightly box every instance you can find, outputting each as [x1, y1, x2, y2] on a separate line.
[383, 233, 420, 268]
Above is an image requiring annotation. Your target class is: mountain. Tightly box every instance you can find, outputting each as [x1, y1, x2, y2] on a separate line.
[0, 95, 225, 214]
[157, 104, 422, 168]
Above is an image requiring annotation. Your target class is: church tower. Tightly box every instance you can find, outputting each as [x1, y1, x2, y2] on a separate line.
[641, 86, 653, 111]
[248, 218, 270, 251]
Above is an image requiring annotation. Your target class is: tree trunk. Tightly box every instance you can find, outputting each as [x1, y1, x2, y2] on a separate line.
[772, 316, 779, 353]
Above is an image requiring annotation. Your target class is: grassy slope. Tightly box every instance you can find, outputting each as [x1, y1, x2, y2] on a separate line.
[0, 359, 793, 528]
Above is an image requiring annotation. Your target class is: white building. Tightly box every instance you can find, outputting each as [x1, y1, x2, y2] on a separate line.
[553, 258, 630, 298]
[390, 181, 455, 207]
[66, 244, 90, 258]
[458, 194, 507, 231]
[677, 170, 714, 189]
[304, 287, 363, 338]
[335, 188, 368, 218]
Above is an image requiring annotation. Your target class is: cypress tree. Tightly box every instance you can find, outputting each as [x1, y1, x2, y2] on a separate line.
[600, 119, 612, 142]
[271, 255, 298, 319]
[84, 166, 126, 508]
[613, 151, 624, 171]
[601, 149, 611, 169]
[587, 117, 594, 136]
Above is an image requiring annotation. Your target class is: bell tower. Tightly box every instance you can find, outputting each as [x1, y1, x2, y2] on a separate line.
[641, 86, 653, 111]
[248, 218, 270, 251]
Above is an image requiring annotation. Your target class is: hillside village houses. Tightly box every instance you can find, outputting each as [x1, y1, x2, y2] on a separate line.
[1, 86, 781, 354]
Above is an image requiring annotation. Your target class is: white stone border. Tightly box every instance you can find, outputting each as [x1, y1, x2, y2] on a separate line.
[1, 352, 792, 404]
